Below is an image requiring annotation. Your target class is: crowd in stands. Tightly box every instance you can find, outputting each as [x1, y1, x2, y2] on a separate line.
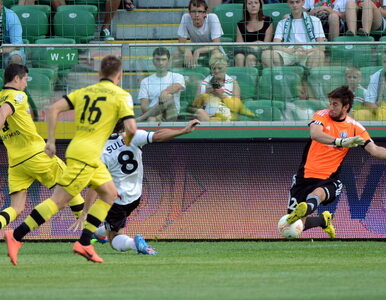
[2, 0, 386, 122]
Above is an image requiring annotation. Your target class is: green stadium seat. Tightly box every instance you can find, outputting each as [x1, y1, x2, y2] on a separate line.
[360, 66, 382, 88]
[261, 66, 305, 78]
[213, 3, 243, 41]
[330, 36, 376, 67]
[227, 71, 258, 100]
[287, 100, 316, 121]
[258, 69, 302, 101]
[27, 70, 54, 109]
[12, 7, 49, 43]
[171, 70, 205, 104]
[307, 66, 346, 101]
[244, 99, 283, 121]
[262, 3, 290, 28]
[71, 0, 105, 9]
[56, 4, 98, 17]
[171, 67, 210, 77]
[53, 9, 96, 43]
[11, 4, 51, 16]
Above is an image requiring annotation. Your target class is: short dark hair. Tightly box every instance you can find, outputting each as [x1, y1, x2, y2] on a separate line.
[153, 47, 170, 59]
[328, 85, 354, 112]
[4, 64, 29, 84]
[100, 55, 122, 78]
[189, 0, 208, 11]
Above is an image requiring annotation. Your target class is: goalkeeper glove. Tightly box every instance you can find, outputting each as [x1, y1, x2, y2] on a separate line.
[334, 136, 365, 148]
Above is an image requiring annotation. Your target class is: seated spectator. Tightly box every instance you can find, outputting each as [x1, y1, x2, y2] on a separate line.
[208, 0, 280, 12]
[137, 47, 185, 122]
[333, 0, 385, 36]
[18, 0, 65, 11]
[100, 0, 136, 41]
[174, 0, 224, 68]
[345, 66, 367, 109]
[234, 0, 274, 67]
[303, 0, 342, 40]
[1, 0, 25, 66]
[261, 0, 325, 68]
[190, 53, 255, 121]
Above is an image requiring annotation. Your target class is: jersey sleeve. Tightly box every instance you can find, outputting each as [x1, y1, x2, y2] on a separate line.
[355, 121, 371, 142]
[309, 110, 328, 126]
[132, 130, 154, 147]
[118, 93, 134, 119]
[6, 91, 27, 114]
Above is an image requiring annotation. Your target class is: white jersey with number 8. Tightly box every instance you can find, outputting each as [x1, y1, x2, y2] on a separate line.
[101, 130, 154, 205]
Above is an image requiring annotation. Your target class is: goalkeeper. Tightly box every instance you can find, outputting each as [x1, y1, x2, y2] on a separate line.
[286, 85, 386, 238]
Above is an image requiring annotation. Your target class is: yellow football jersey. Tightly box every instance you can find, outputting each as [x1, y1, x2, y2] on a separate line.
[0, 87, 46, 166]
[65, 79, 134, 166]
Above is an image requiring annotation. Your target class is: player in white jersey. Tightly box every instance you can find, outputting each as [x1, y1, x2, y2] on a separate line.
[73, 119, 200, 254]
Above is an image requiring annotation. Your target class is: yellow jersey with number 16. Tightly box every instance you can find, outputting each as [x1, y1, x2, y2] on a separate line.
[64, 79, 134, 166]
[0, 87, 46, 167]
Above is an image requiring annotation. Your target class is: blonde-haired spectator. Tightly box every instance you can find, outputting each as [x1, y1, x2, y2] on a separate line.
[190, 54, 255, 121]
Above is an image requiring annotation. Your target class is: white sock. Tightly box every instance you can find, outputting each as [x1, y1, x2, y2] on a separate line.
[111, 234, 136, 252]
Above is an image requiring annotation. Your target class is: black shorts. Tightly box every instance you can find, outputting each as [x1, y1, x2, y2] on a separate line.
[287, 175, 342, 214]
[105, 199, 140, 232]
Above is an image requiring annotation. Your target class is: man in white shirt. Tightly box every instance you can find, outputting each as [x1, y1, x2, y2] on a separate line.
[81, 119, 200, 254]
[175, 0, 224, 68]
[137, 47, 185, 122]
[261, 0, 325, 68]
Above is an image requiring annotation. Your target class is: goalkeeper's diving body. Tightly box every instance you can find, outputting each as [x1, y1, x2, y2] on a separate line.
[286, 85, 386, 237]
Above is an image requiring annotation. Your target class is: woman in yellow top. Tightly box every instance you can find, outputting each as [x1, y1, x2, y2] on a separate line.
[191, 54, 255, 121]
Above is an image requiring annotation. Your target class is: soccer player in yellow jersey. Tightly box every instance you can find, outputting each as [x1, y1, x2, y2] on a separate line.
[5, 56, 137, 265]
[0, 64, 84, 230]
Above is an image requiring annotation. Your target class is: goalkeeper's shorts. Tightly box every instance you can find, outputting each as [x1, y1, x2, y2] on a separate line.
[287, 175, 342, 214]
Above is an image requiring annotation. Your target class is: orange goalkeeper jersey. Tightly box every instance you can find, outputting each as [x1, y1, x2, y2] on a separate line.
[299, 109, 371, 180]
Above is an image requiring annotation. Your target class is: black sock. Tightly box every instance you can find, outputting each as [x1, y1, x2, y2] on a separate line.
[305, 196, 320, 215]
[304, 215, 325, 231]
[79, 229, 93, 246]
[13, 223, 31, 242]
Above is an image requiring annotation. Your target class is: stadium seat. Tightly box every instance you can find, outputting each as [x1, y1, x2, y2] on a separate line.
[258, 70, 302, 101]
[171, 70, 205, 104]
[11, 6, 49, 43]
[26, 70, 54, 109]
[360, 66, 382, 88]
[261, 66, 305, 78]
[263, 3, 290, 28]
[171, 67, 210, 77]
[213, 3, 243, 41]
[227, 70, 258, 100]
[3, 0, 17, 8]
[244, 99, 283, 121]
[330, 36, 376, 67]
[53, 9, 96, 43]
[56, 5, 98, 17]
[286, 100, 316, 121]
[11, 4, 51, 16]
[307, 66, 346, 101]
[71, 0, 105, 9]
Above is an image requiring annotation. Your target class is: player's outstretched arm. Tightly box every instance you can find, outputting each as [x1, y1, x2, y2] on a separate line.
[45, 98, 71, 157]
[310, 123, 365, 148]
[364, 141, 386, 160]
[153, 119, 200, 142]
[123, 118, 137, 146]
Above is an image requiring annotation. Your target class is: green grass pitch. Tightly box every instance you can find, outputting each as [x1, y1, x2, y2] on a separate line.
[1, 241, 386, 299]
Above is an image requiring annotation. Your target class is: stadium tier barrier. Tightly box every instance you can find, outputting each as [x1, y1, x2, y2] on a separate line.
[0, 139, 386, 240]
[3, 41, 386, 126]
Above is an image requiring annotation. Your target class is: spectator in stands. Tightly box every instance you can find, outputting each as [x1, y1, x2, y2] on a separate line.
[345, 66, 367, 109]
[261, 0, 325, 68]
[190, 53, 255, 121]
[333, 0, 385, 36]
[137, 47, 185, 122]
[100, 0, 136, 41]
[303, 0, 342, 41]
[18, 0, 65, 11]
[208, 0, 280, 12]
[234, 0, 274, 67]
[175, 0, 224, 68]
[0, 0, 25, 66]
